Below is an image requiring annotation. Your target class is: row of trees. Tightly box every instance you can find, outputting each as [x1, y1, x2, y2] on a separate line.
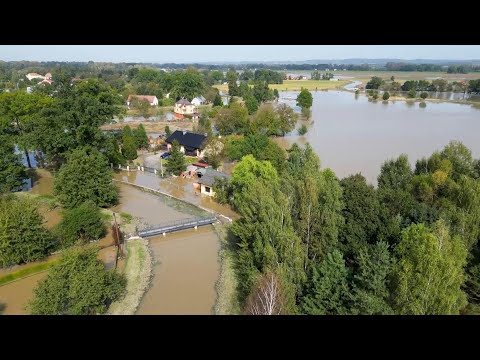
[365, 76, 479, 93]
[215, 140, 480, 314]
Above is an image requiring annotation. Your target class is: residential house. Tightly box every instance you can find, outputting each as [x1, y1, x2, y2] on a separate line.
[174, 98, 198, 120]
[25, 73, 46, 81]
[165, 130, 208, 157]
[127, 95, 159, 107]
[194, 169, 230, 197]
[191, 95, 207, 106]
[329, 78, 339, 81]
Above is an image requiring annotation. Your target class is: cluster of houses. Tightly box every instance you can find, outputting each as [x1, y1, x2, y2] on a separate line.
[160, 130, 228, 197]
[127, 94, 210, 121]
[25, 72, 53, 85]
[285, 74, 308, 80]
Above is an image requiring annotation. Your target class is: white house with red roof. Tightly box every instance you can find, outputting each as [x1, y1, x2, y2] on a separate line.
[26, 73, 46, 81]
[126, 95, 159, 107]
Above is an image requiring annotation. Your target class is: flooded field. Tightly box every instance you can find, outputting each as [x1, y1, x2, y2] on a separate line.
[0, 273, 47, 315]
[277, 90, 480, 184]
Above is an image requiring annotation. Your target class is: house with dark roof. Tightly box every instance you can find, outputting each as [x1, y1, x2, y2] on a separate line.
[195, 169, 230, 197]
[165, 130, 208, 157]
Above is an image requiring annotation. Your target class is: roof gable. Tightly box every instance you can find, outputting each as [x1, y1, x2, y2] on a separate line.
[197, 169, 230, 187]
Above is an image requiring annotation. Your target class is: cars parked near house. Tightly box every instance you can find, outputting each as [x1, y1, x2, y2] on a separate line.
[160, 152, 171, 159]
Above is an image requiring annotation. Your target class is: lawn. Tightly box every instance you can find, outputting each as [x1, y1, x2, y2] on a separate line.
[214, 80, 349, 93]
[0, 259, 57, 286]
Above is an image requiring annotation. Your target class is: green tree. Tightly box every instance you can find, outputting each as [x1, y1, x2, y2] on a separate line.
[273, 89, 280, 101]
[133, 124, 149, 150]
[0, 196, 54, 267]
[382, 91, 390, 101]
[121, 125, 138, 161]
[166, 140, 186, 176]
[392, 221, 467, 314]
[54, 147, 118, 208]
[171, 70, 205, 100]
[377, 154, 413, 192]
[214, 102, 249, 135]
[230, 154, 279, 209]
[0, 136, 27, 193]
[131, 98, 151, 119]
[301, 250, 350, 315]
[0, 91, 54, 168]
[244, 94, 259, 115]
[420, 92, 428, 99]
[165, 125, 171, 137]
[296, 88, 313, 110]
[365, 76, 384, 90]
[276, 103, 298, 135]
[253, 81, 273, 103]
[440, 140, 476, 180]
[232, 179, 305, 309]
[298, 124, 308, 135]
[350, 242, 394, 314]
[56, 201, 106, 247]
[225, 134, 286, 171]
[213, 93, 223, 107]
[407, 89, 417, 98]
[29, 246, 126, 315]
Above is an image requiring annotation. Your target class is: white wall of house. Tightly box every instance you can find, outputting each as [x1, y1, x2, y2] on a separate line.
[200, 184, 215, 197]
[174, 103, 196, 115]
[191, 98, 202, 106]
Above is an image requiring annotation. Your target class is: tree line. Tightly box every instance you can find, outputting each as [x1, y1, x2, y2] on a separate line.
[214, 140, 480, 315]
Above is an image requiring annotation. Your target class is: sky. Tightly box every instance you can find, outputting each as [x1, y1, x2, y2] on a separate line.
[1, 45, 479, 63]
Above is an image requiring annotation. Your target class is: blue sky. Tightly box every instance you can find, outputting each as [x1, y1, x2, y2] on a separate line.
[1, 45, 479, 63]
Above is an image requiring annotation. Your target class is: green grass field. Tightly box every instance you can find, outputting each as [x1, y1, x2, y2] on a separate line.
[214, 80, 349, 93]
[0, 260, 57, 287]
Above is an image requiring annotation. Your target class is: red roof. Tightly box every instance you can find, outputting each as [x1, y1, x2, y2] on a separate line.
[192, 162, 209, 168]
[127, 95, 157, 103]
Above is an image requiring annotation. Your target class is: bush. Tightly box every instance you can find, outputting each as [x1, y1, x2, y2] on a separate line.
[28, 246, 126, 315]
[407, 89, 417, 98]
[0, 196, 55, 267]
[420, 92, 428, 99]
[383, 92, 390, 101]
[298, 124, 308, 135]
[54, 147, 118, 208]
[372, 91, 379, 100]
[56, 201, 107, 247]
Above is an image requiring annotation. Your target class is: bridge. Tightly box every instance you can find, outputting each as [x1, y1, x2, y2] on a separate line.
[138, 216, 217, 238]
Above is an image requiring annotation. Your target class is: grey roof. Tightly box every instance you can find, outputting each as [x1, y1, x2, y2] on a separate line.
[197, 169, 230, 187]
[176, 98, 191, 105]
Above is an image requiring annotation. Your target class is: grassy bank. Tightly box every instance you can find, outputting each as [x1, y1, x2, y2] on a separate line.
[213, 222, 241, 315]
[108, 238, 153, 315]
[0, 259, 57, 287]
[214, 80, 349, 93]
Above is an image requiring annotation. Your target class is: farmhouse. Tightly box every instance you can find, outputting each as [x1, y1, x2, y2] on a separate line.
[195, 169, 230, 197]
[174, 98, 197, 119]
[127, 95, 159, 107]
[165, 130, 208, 157]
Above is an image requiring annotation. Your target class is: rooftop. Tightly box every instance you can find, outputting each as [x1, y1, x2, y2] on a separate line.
[197, 169, 230, 187]
[166, 130, 207, 150]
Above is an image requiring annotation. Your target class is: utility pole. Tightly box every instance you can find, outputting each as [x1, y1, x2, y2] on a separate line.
[113, 213, 123, 269]
[160, 157, 164, 177]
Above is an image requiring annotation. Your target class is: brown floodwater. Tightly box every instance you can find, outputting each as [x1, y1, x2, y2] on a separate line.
[278, 90, 480, 185]
[0, 272, 47, 315]
[113, 171, 239, 220]
[136, 226, 220, 315]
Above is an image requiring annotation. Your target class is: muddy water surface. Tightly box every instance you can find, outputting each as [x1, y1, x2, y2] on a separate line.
[0, 273, 47, 315]
[136, 226, 220, 315]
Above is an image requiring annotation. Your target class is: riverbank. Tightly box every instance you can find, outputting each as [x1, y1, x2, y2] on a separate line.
[213, 223, 240, 315]
[108, 237, 153, 315]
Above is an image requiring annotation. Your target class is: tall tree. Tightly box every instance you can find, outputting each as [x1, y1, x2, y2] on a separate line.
[350, 242, 394, 314]
[133, 124, 149, 150]
[296, 88, 313, 111]
[301, 250, 350, 315]
[54, 147, 118, 208]
[0, 136, 27, 193]
[0, 196, 54, 267]
[214, 102, 249, 135]
[0, 91, 54, 168]
[29, 246, 126, 315]
[392, 221, 467, 314]
[166, 140, 186, 176]
[121, 125, 138, 161]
